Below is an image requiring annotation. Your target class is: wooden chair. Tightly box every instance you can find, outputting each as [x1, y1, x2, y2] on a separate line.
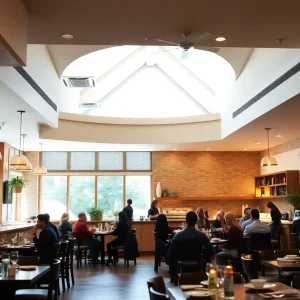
[291, 233, 300, 249]
[147, 276, 167, 295]
[258, 250, 275, 276]
[271, 226, 282, 250]
[68, 232, 90, 269]
[149, 287, 170, 299]
[67, 237, 75, 287]
[241, 254, 258, 283]
[292, 275, 300, 290]
[249, 233, 271, 251]
[18, 255, 39, 266]
[59, 240, 69, 293]
[15, 259, 60, 300]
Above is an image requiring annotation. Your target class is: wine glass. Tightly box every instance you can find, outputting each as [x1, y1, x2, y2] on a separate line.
[23, 233, 28, 245]
[11, 234, 18, 246]
[206, 262, 217, 277]
[10, 251, 19, 266]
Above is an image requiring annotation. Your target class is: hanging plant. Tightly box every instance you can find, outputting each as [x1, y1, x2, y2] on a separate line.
[8, 176, 28, 193]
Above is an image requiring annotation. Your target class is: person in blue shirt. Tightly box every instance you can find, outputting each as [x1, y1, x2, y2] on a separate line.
[123, 199, 133, 222]
[148, 200, 160, 220]
[33, 214, 59, 264]
[167, 211, 214, 265]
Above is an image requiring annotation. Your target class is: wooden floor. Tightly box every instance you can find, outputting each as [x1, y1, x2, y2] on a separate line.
[60, 256, 170, 300]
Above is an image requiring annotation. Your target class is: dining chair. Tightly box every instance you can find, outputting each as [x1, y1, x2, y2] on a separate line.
[68, 232, 90, 269]
[271, 226, 282, 250]
[291, 233, 300, 249]
[178, 272, 207, 285]
[147, 276, 167, 295]
[258, 250, 275, 276]
[292, 275, 300, 289]
[249, 233, 271, 251]
[15, 259, 60, 300]
[66, 236, 75, 286]
[58, 240, 69, 293]
[149, 287, 170, 300]
[153, 231, 170, 272]
[241, 254, 259, 283]
[273, 249, 300, 259]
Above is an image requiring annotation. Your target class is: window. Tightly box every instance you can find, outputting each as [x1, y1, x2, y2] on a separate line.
[98, 152, 123, 170]
[126, 152, 151, 170]
[98, 176, 123, 218]
[71, 152, 95, 170]
[126, 176, 151, 217]
[41, 176, 67, 219]
[69, 176, 95, 220]
[42, 152, 68, 170]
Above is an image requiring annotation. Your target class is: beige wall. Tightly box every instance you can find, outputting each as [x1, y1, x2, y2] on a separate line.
[152, 151, 261, 217]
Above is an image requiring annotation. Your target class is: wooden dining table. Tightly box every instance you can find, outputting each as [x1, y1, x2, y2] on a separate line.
[0, 265, 50, 299]
[168, 282, 300, 299]
[262, 260, 300, 271]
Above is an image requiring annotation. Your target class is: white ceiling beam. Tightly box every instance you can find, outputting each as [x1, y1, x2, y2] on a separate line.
[80, 46, 147, 108]
[155, 47, 217, 113]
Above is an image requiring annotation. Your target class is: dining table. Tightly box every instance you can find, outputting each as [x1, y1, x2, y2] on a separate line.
[262, 260, 300, 272]
[168, 282, 300, 299]
[0, 244, 36, 255]
[0, 265, 50, 299]
[93, 231, 113, 264]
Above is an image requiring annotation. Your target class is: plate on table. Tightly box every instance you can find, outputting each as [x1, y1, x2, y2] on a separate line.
[200, 280, 208, 286]
[210, 238, 220, 242]
[0, 244, 10, 248]
[180, 285, 204, 291]
[185, 290, 217, 298]
[19, 266, 37, 271]
[244, 283, 276, 290]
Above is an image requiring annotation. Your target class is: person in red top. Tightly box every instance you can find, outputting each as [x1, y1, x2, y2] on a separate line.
[73, 212, 101, 262]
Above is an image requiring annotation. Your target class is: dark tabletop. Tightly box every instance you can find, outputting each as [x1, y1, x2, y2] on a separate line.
[0, 265, 50, 284]
[168, 282, 300, 300]
[262, 260, 300, 271]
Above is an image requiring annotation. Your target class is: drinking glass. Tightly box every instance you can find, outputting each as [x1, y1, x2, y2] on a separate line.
[1, 234, 6, 243]
[206, 262, 217, 277]
[23, 233, 28, 245]
[11, 234, 18, 246]
[10, 251, 19, 266]
[1, 253, 10, 279]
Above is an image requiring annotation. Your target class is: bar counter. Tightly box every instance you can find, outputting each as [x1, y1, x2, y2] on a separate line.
[0, 219, 294, 252]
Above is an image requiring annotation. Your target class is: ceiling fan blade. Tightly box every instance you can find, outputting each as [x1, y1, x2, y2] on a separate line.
[195, 46, 220, 53]
[151, 47, 179, 55]
[192, 32, 213, 45]
[181, 50, 189, 60]
[154, 38, 180, 46]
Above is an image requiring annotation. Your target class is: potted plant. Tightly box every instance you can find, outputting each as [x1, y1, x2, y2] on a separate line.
[112, 210, 119, 221]
[8, 176, 27, 193]
[285, 192, 300, 209]
[162, 188, 168, 197]
[87, 207, 104, 221]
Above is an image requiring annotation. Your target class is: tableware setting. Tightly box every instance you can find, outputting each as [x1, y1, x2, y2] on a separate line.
[18, 265, 37, 271]
[244, 279, 276, 290]
[277, 256, 300, 263]
[184, 289, 217, 298]
[180, 285, 204, 291]
[257, 289, 299, 299]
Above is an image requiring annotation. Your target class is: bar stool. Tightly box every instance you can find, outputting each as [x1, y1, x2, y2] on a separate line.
[68, 232, 90, 269]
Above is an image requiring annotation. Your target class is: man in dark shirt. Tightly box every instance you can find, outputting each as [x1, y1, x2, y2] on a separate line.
[33, 214, 59, 264]
[167, 211, 214, 265]
[123, 199, 133, 221]
[44, 213, 60, 241]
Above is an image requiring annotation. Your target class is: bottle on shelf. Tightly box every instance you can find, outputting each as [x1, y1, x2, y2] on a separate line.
[224, 265, 234, 299]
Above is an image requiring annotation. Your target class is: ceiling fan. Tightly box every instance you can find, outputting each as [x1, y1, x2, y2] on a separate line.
[146, 32, 220, 59]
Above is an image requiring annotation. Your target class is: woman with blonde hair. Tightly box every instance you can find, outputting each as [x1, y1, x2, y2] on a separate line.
[196, 207, 210, 230]
[212, 211, 227, 238]
[215, 212, 243, 265]
[58, 212, 72, 238]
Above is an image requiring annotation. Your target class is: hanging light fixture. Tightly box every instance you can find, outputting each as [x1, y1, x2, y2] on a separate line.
[261, 128, 278, 167]
[10, 111, 29, 167]
[16, 134, 32, 172]
[33, 143, 47, 175]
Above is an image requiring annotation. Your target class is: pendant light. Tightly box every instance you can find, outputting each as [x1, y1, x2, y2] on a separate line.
[16, 134, 32, 172]
[10, 111, 29, 166]
[33, 143, 47, 175]
[261, 128, 278, 167]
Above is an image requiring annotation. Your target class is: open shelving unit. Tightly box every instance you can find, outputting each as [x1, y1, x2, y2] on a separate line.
[255, 170, 299, 198]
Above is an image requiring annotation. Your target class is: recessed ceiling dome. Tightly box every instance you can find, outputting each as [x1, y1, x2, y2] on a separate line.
[62, 46, 235, 119]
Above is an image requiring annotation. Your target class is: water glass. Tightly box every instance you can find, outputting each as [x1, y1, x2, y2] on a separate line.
[1, 254, 10, 279]
[10, 251, 19, 266]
